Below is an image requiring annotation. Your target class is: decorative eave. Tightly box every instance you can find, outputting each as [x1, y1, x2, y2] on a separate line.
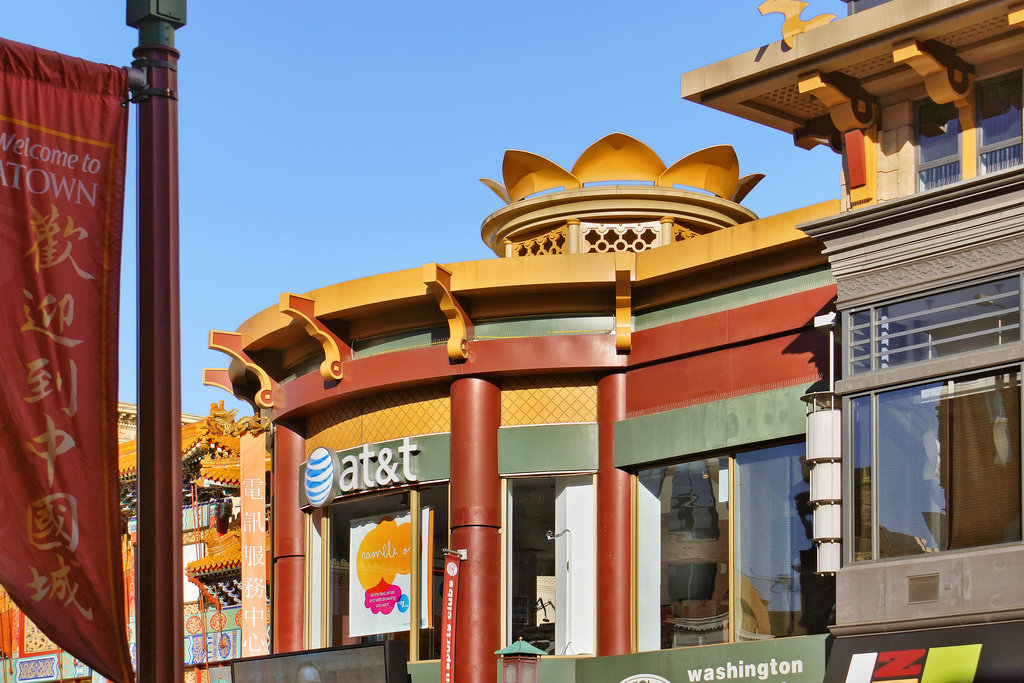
[797, 166, 1024, 307]
[681, 0, 1022, 147]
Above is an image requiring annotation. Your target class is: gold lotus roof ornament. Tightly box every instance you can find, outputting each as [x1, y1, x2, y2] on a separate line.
[480, 133, 764, 205]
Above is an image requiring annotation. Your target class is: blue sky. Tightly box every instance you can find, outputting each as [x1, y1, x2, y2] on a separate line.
[4, 1, 848, 416]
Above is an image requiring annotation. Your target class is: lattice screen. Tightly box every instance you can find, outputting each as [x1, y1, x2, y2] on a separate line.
[501, 374, 597, 426]
[305, 386, 451, 455]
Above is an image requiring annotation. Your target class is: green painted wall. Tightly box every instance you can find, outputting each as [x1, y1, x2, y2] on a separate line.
[615, 385, 808, 469]
[476, 315, 614, 339]
[498, 423, 598, 474]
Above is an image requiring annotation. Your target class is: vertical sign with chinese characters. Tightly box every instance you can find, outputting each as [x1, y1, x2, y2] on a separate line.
[240, 432, 269, 657]
[0, 39, 131, 682]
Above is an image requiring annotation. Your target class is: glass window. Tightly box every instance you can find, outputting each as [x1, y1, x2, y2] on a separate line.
[978, 74, 1023, 175]
[637, 446, 832, 651]
[847, 276, 1021, 375]
[507, 476, 594, 655]
[328, 487, 446, 656]
[417, 487, 449, 660]
[917, 100, 961, 191]
[637, 457, 729, 650]
[735, 444, 834, 639]
[852, 369, 1022, 560]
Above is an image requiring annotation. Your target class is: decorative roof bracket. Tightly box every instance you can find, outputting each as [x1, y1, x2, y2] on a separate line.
[892, 39, 974, 105]
[279, 293, 350, 381]
[208, 330, 277, 409]
[202, 368, 234, 395]
[798, 71, 878, 132]
[793, 114, 843, 153]
[615, 253, 635, 354]
[423, 263, 473, 361]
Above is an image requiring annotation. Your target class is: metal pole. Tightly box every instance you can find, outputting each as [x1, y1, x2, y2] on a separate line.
[128, 2, 186, 680]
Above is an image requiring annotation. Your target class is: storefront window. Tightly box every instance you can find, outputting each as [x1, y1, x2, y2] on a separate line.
[417, 486, 449, 660]
[637, 444, 832, 651]
[507, 476, 594, 655]
[735, 444, 833, 639]
[852, 369, 1022, 559]
[637, 457, 729, 650]
[328, 487, 447, 655]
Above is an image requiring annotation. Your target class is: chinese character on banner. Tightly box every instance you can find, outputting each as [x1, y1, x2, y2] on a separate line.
[0, 38, 131, 683]
[239, 433, 268, 657]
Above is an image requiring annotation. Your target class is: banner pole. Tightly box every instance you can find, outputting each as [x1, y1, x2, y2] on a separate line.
[127, 2, 187, 681]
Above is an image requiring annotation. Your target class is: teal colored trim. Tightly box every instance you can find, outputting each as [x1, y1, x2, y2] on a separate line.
[475, 315, 614, 340]
[498, 423, 598, 474]
[615, 385, 808, 468]
[352, 326, 450, 358]
[635, 268, 835, 331]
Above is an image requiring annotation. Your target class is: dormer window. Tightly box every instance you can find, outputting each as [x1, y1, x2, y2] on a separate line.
[978, 74, 1023, 175]
[916, 100, 961, 191]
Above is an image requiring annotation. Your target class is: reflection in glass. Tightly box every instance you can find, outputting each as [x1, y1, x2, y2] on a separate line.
[736, 444, 834, 639]
[638, 458, 729, 649]
[866, 370, 1022, 558]
[850, 277, 1021, 375]
[979, 75, 1023, 174]
[851, 396, 873, 561]
[918, 100, 961, 191]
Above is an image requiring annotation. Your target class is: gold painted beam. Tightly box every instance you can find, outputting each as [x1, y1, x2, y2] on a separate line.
[614, 252, 635, 354]
[892, 39, 973, 105]
[279, 293, 350, 381]
[1011, 3, 1024, 27]
[208, 330, 277, 409]
[798, 71, 878, 132]
[422, 263, 473, 361]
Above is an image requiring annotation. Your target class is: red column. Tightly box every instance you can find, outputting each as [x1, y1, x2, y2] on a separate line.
[450, 377, 501, 683]
[597, 372, 632, 655]
[134, 43, 183, 682]
[272, 422, 306, 653]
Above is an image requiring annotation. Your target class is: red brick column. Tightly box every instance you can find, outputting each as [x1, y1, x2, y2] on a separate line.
[272, 422, 306, 652]
[450, 377, 502, 683]
[597, 371, 632, 655]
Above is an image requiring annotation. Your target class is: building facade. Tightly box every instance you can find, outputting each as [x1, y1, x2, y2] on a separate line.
[683, 0, 1024, 680]
[208, 135, 841, 683]
[207, 2, 1024, 682]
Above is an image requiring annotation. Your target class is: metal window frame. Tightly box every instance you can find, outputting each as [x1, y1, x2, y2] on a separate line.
[845, 273, 1023, 376]
[916, 98, 963, 191]
[845, 362, 1024, 563]
[976, 71, 1024, 175]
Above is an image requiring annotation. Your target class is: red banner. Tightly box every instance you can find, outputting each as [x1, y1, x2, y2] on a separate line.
[440, 552, 462, 683]
[0, 38, 132, 682]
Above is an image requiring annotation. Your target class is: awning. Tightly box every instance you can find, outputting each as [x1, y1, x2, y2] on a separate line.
[823, 621, 1024, 683]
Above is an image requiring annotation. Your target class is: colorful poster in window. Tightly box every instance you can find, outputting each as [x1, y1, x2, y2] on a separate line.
[0, 38, 131, 682]
[348, 509, 432, 637]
